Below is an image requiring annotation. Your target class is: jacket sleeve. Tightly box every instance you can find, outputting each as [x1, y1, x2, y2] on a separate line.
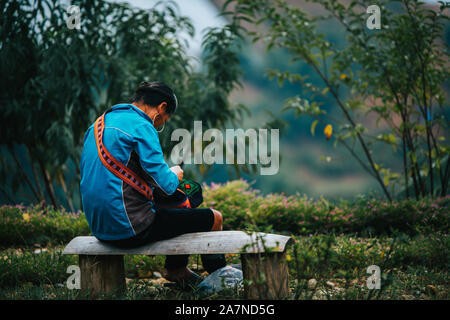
[134, 123, 179, 195]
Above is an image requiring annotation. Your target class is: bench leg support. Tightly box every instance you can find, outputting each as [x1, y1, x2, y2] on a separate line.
[241, 252, 290, 299]
[79, 255, 126, 298]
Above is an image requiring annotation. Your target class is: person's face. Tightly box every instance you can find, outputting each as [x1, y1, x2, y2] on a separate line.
[154, 102, 171, 128]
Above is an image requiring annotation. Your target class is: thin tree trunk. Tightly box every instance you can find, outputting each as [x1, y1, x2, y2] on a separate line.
[404, 0, 435, 198]
[31, 162, 44, 202]
[428, 121, 445, 197]
[406, 134, 425, 198]
[58, 171, 74, 212]
[424, 109, 434, 195]
[303, 56, 392, 201]
[333, 7, 427, 200]
[396, 96, 425, 198]
[385, 76, 423, 200]
[324, 9, 394, 201]
[37, 159, 58, 209]
[7, 145, 40, 202]
[401, 133, 409, 199]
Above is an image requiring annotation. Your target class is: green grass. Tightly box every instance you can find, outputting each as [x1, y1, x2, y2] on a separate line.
[0, 233, 447, 300]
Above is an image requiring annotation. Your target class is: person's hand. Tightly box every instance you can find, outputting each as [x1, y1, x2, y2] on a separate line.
[170, 165, 183, 182]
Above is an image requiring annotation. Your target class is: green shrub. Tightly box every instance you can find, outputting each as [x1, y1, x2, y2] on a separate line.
[202, 180, 449, 236]
[201, 180, 259, 230]
[0, 204, 90, 247]
[0, 180, 448, 248]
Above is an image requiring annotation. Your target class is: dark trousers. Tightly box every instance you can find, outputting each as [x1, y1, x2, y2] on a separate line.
[100, 207, 226, 273]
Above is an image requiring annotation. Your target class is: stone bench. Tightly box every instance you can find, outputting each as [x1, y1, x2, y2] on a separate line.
[63, 230, 293, 299]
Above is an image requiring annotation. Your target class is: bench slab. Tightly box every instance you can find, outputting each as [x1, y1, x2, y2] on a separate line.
[63, 231, 292, 255]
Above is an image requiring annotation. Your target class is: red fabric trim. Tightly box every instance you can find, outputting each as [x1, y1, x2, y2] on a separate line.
[94, 114, 153, 201]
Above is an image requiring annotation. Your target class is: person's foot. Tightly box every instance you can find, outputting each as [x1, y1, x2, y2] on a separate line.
[164, 267, 203, 290]
[164, 267, 198, 282]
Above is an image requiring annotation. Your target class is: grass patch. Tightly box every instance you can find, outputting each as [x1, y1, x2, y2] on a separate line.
[0, 233, 447, 300]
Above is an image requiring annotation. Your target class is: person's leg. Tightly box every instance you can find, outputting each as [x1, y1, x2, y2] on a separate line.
[150, 207, 224, 281]
[99, 221, 193, 282]
[200, 209, 227, 274]
[201, 254, 228, 274]
[102, 207, 227, 280]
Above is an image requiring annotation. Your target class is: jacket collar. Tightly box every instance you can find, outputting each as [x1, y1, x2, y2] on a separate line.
[110, 103, 154, 125]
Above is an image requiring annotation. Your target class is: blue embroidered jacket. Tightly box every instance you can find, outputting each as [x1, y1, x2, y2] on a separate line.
[80, 104, 179, 240]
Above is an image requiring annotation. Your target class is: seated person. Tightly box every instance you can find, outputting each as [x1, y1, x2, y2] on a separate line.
[80, 81, 226, 286]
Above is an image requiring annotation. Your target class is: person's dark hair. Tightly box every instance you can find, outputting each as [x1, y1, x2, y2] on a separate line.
[131, 81, 178, 114]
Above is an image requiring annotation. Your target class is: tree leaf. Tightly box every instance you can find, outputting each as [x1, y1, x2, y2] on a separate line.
[311, 119, 319, 136]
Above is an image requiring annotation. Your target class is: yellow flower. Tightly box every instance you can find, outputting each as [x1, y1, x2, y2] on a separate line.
[380, 251, 385, 259]
[286, 254, 292, 261]
[340, 74, 348, 80]
[324, 124, 333, 140]
[22, 213, 31, 222]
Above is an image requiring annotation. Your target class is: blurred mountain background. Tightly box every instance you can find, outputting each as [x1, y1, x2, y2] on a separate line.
[1, 0, 448, 210]
[183, 0, 449, 201]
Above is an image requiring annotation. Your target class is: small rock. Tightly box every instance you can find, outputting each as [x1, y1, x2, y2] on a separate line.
[308, 279, 318, 289]
[197, 266, 243, 295]
[231, 263, 242, 271]
[152, 271, 162, 279]
[326, 281, 336, 289]
[425, 285, 437, 295]
[34, 243, 41, 248]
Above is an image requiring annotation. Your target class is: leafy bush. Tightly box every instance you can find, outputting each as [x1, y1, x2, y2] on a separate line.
[202, 180, 449, 236]
[0, 180, 448, 247]
[0, 204, 90, 247]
